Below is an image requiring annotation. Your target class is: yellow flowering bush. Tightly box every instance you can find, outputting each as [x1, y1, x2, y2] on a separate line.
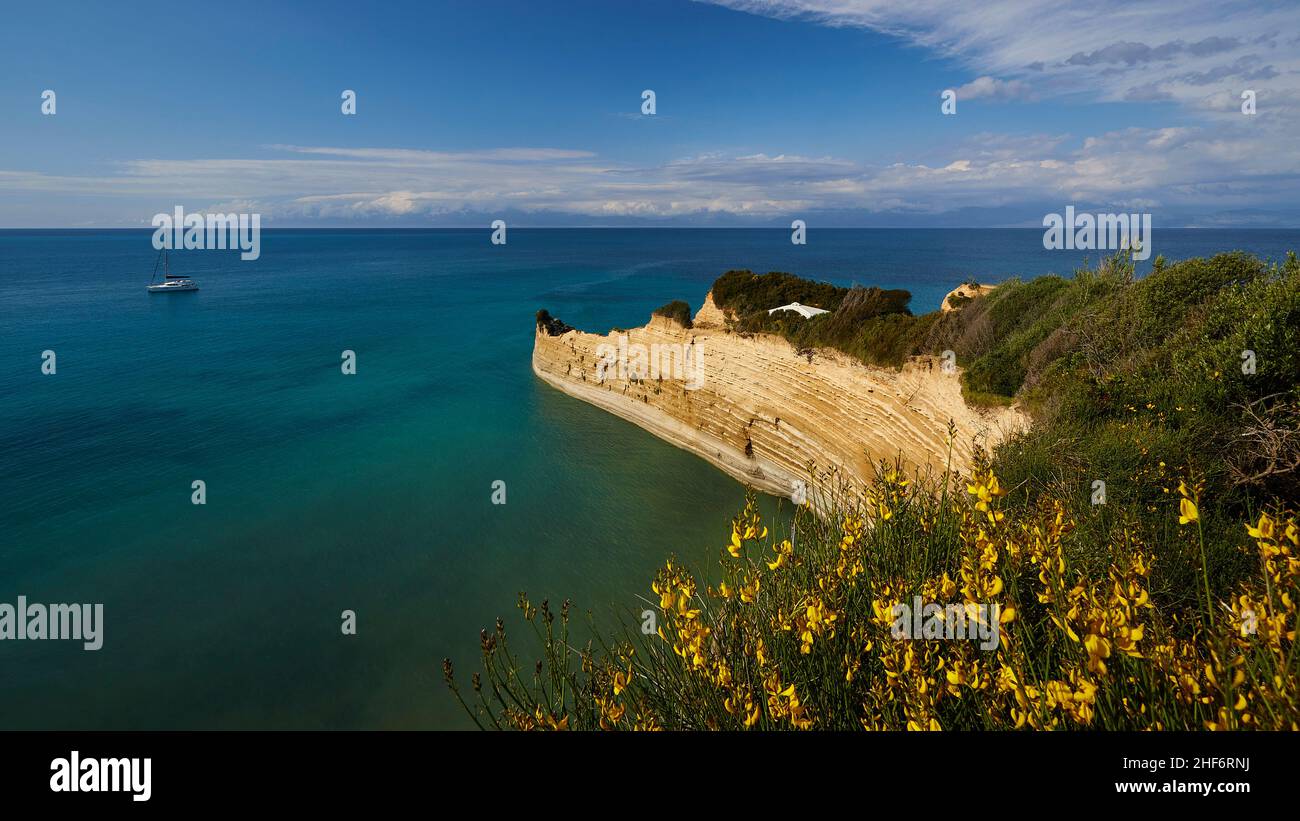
[446, 455, 1299, 731]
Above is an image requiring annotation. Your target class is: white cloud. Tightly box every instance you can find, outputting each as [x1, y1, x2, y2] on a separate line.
[950, 76, 1035, 101]
[2, 122, 1294, 224]
[267, 145, 597, 163]
[702, 1, 1300, 115]
[1, 1, 1296, 225]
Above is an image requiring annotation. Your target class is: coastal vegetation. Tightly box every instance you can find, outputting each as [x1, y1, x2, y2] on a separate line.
[711, 268, 849, 317]
[455, 251, 1300, 730]
[535, 309, 573, 337]
[652, 299, 694, 328]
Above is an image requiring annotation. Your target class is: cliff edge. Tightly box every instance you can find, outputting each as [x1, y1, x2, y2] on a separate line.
[532, 291, 1028, 504]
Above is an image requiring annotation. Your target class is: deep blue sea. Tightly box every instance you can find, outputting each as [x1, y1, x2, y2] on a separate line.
[2, 228, 1298, 728]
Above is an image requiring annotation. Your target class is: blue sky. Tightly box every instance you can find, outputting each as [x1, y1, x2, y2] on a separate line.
[1, 0, 1297, 226]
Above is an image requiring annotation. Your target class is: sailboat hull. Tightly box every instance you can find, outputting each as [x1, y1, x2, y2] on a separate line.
[148, 247, 197, 292]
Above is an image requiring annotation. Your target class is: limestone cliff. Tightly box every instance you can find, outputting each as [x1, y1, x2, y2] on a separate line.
[532, 291, 1028, 504]
[942, 283, 997, 312]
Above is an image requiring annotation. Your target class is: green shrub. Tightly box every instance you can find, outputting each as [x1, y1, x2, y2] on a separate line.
[652, 300, 693, 328]
[712, 269, 846, 316]
[535, 309, 573, 336]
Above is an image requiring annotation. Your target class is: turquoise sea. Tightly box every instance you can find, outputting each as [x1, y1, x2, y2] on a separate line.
[2, 228, 1298, 729]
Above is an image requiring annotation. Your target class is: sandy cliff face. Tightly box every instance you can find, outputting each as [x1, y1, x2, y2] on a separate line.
[532, 292, 1028, 504]
[942, 283, 998, 311]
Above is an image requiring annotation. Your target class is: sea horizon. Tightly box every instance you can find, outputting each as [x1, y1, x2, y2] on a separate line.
[5, 225, 1297, 232]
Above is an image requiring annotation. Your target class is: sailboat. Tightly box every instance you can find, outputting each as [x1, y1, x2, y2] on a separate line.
[147, 248, 198, 292]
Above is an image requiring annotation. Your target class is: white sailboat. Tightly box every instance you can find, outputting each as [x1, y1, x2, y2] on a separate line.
[147, 248, 198, 292]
